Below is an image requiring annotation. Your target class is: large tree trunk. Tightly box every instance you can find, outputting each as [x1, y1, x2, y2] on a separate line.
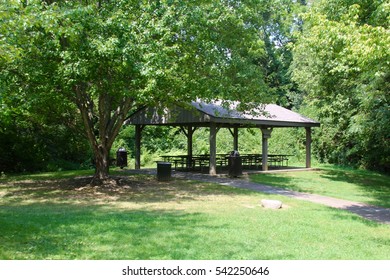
[93, 145, 111, 183]
[73, 84, 134, 186]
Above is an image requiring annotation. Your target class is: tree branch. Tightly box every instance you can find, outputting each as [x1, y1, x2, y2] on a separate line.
[74, 83, 98, 151]
[107, 97, 134, 148]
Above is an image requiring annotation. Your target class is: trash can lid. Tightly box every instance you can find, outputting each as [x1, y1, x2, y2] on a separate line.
[157, 161, 171, 165]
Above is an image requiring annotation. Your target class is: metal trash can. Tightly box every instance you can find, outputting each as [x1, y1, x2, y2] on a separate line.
[116, 147, 127, 169]
[228, 150, 242, 177]
[157, 161, 172, 181]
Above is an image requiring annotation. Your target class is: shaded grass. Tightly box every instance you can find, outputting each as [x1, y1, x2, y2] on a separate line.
[0, 170, 389, 260]
[0, 168, 129, 182]
[0, 169, 95, 181]
[250, 165, 390, 208]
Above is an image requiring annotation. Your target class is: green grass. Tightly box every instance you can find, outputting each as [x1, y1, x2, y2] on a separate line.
[0, 168, 129, 181]
[0, 168, 389, 260]
[0, 169, 95, 181]
[250, 165, 390, 208]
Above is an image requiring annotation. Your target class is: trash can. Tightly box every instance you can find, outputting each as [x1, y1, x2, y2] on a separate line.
[228, 150, 242, 177]
[116, 147, 127, 169]
[157, 161, 172, 181]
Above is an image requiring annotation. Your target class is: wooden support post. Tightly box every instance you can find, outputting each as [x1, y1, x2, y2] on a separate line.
[305, 127, 312, 168]
[135, 125, 144, 170]
[180, 125, 197, 169]
[187, 125, 193, 169]
[209, 122, 217, 175]
[261, 128, 273, 171]
[228, 126, 239, 151]
[233, 126, 239, 151]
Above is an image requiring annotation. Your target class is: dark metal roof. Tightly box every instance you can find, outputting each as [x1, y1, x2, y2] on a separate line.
[126, 100, 320, 128]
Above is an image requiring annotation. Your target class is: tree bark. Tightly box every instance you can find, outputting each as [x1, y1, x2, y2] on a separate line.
[73, 84, 134, 185]
[93, 145, 110, 183]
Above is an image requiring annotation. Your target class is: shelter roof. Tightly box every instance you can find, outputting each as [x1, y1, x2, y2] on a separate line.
[126, 100, 320, 128]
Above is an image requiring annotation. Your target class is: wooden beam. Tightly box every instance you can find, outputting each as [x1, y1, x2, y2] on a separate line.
[228, 126, 239, 151]
[187, 125, 193, 169]
[135, 125, 144, 169]
[209, 122, 217, 175]
[179, 126, 198, 169]
[233, 126, 239, 151]
[305, 127, 312, 168]
[261, 128, 273, 171]
[179, 126, 188, 137]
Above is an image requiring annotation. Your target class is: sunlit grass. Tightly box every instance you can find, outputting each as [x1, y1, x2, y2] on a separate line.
[250, 165, 390, 208]
[0, 169, 389, 260]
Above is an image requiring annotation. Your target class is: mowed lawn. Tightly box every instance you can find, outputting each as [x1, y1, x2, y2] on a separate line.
[250, 165, 390, 208]
[0, 169, 389, 260]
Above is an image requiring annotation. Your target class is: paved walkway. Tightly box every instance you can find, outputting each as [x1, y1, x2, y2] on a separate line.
[172, 171, 390, 225]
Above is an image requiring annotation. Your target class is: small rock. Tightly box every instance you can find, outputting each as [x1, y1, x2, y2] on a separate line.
[261, 199, 282, 209]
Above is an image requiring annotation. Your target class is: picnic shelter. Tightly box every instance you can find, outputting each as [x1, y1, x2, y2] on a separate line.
[125, 100, 320, 175]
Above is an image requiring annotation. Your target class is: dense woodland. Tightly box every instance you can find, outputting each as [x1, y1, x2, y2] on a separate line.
[0, 0, 389, 176]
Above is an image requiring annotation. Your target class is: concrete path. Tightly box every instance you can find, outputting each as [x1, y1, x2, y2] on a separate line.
[171, 171, 390, 225]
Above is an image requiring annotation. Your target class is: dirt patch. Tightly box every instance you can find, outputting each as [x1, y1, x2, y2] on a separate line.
[0, 175, 217, 204]
[1, 175, 156, 202]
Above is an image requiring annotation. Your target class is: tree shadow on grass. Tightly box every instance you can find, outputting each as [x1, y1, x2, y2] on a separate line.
[0, 203, 228, 260]
[0, 175, 253, 205]
[252, 169, 390, 208]
[0, 175, 269, 259]
[343, 204, 390, 225]
[0, 201, 304, 260]
[320, 169, 390, 208]
[325, 205, 390, 227]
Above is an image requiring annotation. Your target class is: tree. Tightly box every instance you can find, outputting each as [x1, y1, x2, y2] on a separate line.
[0, 83, 90, 173]
[1, 0, 273, 183]
[254, 0, 307, 108]
[291, 0, 390, 172]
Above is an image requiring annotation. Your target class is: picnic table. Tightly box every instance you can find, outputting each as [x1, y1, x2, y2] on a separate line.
[160, 153, 291, 171]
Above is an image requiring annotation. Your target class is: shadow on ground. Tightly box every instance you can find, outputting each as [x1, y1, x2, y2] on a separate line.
[320, 169, 390, 208]
[0, 174, 252, 205]
[250, 168, 390, 208]
[0, 202, 216, 259]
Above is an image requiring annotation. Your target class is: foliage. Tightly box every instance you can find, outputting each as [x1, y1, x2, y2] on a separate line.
[0, 0, 277, 181]
[253, 0, 307, 107]
[291, 0, 390, 172]
[0, 68, 90, 173]
[2, 0, 388, 174]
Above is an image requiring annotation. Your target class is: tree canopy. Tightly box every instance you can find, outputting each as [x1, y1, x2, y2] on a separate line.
[1, 0, 389, 176]
[291, 0, 389, 172]
[1, 0, 278, 181]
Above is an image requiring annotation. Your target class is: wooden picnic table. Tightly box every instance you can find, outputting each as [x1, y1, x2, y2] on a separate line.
[160, 154, 227, 171]
[160, 153, 292, 171]
[160, 155, 190, 170]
